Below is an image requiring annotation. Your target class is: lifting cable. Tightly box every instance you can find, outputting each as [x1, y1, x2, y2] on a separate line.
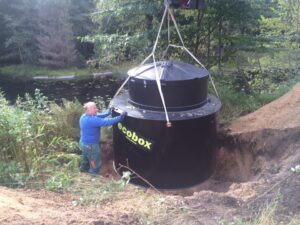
[112, 5, 219, 126]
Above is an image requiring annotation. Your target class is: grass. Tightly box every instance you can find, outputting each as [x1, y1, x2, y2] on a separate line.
[70, 176, 129, 206]
[0, 64, 96, 79]
[216, 83, 293, 124]
[218, 202, 300, 225]
[213, 67, 300, 124]
[0, 62, 136, 80]
[108, 60, 141, 74]
[247, 205, 300, 225]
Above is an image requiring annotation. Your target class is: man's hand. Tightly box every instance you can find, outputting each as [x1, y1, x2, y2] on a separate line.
[120, 111, 127, 119]
[109, 106, 115, 112]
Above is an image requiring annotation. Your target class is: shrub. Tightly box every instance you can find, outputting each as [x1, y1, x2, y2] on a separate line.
[0, 161, 31, 188]
[0, 89, 82, 186]
[49, 99, 83, 141]
[45, 172, 73, 192]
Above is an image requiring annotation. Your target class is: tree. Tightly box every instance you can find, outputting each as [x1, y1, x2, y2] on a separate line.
[85, 0, 258, 69]
[0, 4, 12, 65]
[198, 0, 257, 69]
[0, 0, 39, 64]
[84, 0, 164, 65]
[69, 0, 95, 62]
[37, 0, 77, 68]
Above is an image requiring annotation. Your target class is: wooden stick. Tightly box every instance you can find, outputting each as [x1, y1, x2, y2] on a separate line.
[118, 164, 161, 194]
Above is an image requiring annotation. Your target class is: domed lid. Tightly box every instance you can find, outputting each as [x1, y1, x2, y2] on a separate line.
[128, 61, 209, 81]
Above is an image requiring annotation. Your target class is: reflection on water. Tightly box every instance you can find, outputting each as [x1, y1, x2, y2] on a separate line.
[0, 75, 125, 105]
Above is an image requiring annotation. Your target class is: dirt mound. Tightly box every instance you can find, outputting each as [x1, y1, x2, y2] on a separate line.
[1, 83, 300, 224]
[0, 186, 141, 225]
[230, 83, 300, 132]
[161, 82, 300, 223]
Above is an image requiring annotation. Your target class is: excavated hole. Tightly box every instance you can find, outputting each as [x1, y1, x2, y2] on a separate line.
[99, 127, 300, 196]
[99, 133, 257, 196]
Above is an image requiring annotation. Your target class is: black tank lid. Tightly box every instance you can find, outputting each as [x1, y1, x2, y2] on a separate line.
[128, 61, 209, 81]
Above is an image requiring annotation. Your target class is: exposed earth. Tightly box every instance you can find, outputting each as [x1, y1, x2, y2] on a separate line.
[1, 83, 300, 225]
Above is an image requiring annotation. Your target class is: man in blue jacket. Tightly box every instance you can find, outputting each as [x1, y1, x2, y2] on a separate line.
[79, 101, 126, 175]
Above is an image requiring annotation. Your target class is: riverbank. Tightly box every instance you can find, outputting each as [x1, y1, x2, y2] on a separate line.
[1, 63, 300, 124]
[0, 64, 132, 81]
[0, 65, 93, 79]
[0, 64, 129, 103]
[1, 83, 300, 225]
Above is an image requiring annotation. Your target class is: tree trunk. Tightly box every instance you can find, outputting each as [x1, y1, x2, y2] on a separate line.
[18, 47, 24, 64]
[296, 0, 300, 48]
[146, 14, 154, 47]
[218, 20, 222, 71]
[207, 25, 211, 68]
[296, 0, 300, 32]
[256, 54, 262, 73]
[193, 9, 204, 55]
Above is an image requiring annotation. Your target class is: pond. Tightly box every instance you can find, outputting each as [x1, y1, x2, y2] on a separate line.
[0, 74, 126, 105]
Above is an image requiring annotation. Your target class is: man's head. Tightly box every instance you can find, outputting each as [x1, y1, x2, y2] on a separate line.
[84, 102, 98, 115]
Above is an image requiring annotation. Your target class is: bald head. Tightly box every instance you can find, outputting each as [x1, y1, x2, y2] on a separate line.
[84, 102, 98, 115]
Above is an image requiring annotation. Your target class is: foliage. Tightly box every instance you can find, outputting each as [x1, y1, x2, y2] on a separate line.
[118, 171, 132, 188]
[291, 165, 300, 173]
[0, 0, 94, 67]
[0, 161, 32, 188]
[49, 99, 83, 141]
[245, 203, 278, 225]
[69, 0, 95, 63]
[216, 84, 257, 124]
[37, 0, 77, 68]
[70, 172, 132, 206]
[0, 65, 94, 78]
[45, 172, 73, 191]
[0, 89, 82, 187]
[0, 0, 39, 64]
[225, 67, 297, 95]
[84, 0, 257, 67]
[213, 68, 299, 124]
[83, 0, 164, 66]
[218, 202, 300, 225]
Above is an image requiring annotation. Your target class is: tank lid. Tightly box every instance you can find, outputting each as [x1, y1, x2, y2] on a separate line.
[128, 61, 209, 81]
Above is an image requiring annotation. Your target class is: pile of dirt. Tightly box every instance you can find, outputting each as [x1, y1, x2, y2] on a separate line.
[1, 83, 300, 224]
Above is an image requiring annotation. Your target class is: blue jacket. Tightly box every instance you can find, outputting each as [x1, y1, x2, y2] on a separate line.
[80, 110, 122, 144]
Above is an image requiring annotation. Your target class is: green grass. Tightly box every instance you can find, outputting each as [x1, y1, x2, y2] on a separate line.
[217, 84, 293, 124]
[218, 203, 300, 225]
[105, 60, 141, 74]
[0, 65, 95, 79]
[212, 64, 300, 124]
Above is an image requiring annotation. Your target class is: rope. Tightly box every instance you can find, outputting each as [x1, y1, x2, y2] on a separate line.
[168, 44, 219, 98]
[168, 11, 171, 45]
[165, 10, 219, 98]
[111, 5, 220, 124]
[111, 76, 130, 101]
[168, 8, 185, 47]
[149, 7, 171, 125]
[152, 7, 168, 55]
[152, 54, 171, 124]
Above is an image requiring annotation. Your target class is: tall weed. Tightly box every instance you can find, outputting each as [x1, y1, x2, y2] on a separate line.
[0, 89, 81, 187]
[49, 99, 83, 140]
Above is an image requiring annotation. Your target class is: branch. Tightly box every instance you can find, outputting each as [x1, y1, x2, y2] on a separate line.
[118, 163, 161, 194]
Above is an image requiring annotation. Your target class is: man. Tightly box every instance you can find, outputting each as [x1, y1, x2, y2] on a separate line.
[79, 101, 126, 175]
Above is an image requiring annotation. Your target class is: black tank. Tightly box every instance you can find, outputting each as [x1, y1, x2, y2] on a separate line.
[111, 60, 221, 189]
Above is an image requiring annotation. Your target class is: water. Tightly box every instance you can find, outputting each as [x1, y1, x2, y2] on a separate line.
[0, 75, 125, 105]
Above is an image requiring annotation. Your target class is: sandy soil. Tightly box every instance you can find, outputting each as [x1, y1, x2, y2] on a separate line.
[1, 83, 300, 225]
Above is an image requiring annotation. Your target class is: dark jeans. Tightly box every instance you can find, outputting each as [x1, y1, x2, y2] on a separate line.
[79, 142, 101, 175]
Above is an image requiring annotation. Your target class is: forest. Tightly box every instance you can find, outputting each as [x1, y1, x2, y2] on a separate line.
[1, 0, 300, 120]
[1, 1, 300, 224]
[0, 0, 299, 71]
